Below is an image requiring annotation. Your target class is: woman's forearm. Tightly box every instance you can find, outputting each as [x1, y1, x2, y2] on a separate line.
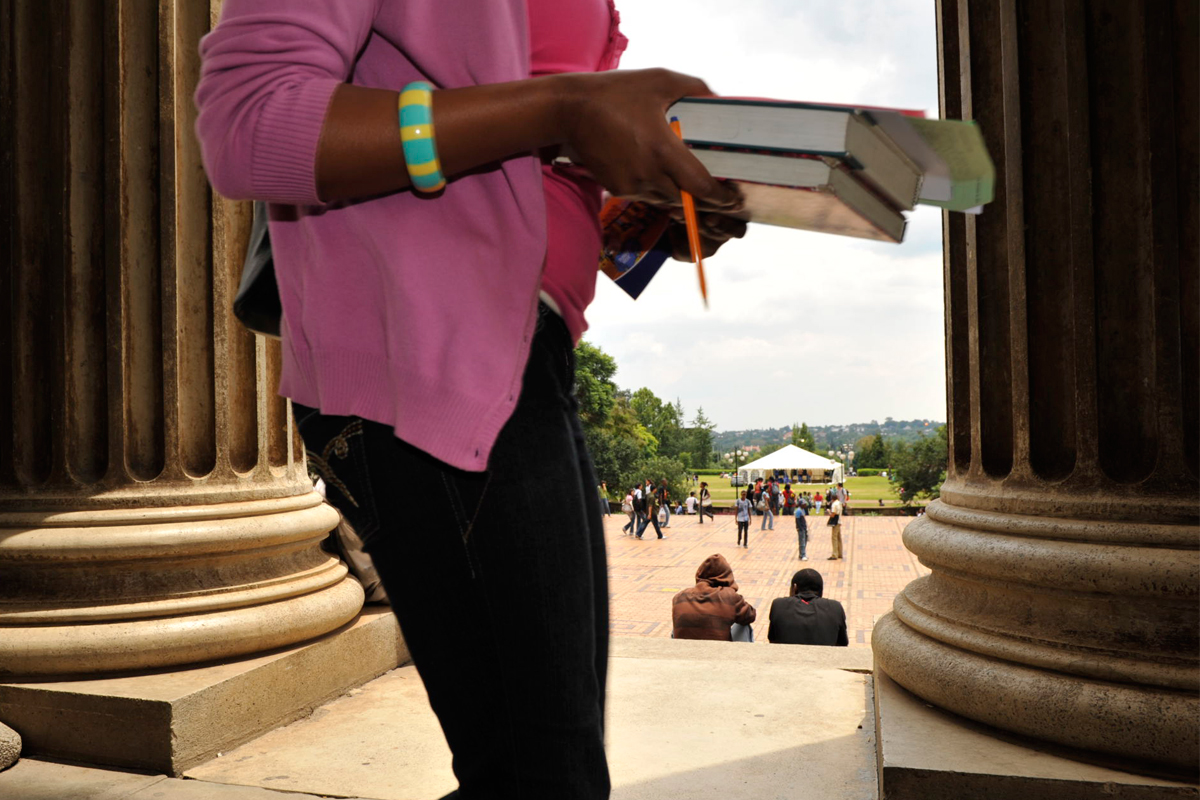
[314, 68, 741, 209]
[315, 76, 572, 201]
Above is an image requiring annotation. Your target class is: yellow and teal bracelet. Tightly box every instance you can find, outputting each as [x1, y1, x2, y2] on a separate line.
[398, 81, 445, 193]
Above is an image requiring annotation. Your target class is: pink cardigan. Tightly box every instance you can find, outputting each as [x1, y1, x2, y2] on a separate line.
[195, 0, 549, 472]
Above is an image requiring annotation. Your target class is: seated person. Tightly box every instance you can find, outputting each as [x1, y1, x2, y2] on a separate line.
[766, 569, 848, 647]
[674, 501, 684, 515]
[685, 492, 698, 514]
[671, 554, 757, 641]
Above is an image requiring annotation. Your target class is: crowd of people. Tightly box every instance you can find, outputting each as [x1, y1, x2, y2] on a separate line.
[670, 556, 848, 646]
[601, 476, 853, 647]
[734, 477, 849, 560]
[606, 478, 717, 540]
[601, 475, 850, 561]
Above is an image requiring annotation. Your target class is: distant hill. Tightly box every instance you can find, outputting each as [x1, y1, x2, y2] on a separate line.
[713, 418, 942, 455]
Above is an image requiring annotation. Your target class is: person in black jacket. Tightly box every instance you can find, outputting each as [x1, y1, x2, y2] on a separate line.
[766, 569, 849, 647]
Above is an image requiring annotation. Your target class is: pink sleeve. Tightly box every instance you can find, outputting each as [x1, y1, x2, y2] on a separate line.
[194, 0, 381, 204]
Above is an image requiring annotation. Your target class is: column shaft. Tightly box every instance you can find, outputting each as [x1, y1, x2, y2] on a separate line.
[874, 0, 1199, 779]
[0, 0, 360, 677]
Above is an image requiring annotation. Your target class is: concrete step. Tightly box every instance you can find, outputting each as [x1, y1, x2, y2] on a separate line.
[183, 637, 877, 800]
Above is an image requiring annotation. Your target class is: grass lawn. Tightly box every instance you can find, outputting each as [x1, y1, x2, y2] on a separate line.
[695, 475, 913, 508]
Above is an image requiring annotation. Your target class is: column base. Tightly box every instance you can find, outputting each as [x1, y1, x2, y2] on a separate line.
[874, 666, 1199, 799]
[0, 607, 407, 776]
[0, 492, 363, 677]
[873, 612, 1199, 780]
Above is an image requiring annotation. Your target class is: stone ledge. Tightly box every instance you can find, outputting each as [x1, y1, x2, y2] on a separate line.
[0, 606, 406, 776]
[611, 634, 874, 671]
[874, 666, 1199, 799]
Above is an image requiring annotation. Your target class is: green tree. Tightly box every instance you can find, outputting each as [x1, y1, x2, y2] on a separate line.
[626, 454, 689, 507]
[856, 433, 891, 470]
[574, 343, 654, 491]
[631, 387, 684, 458]
[573, 341, 617, 428]
[889, 426, 948, 505]
[792, 422, 815, 451]
[586, 427, 644, 492]
[688, 406, 716, 467]
[608, 395, 658, 455]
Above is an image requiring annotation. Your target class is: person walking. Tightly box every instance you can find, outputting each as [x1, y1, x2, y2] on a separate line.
[834, 481, 849, 516]
[656, 479, 671, 528]
[195, 1, 750, 793]
[632, 484, 647, 539]
[638, 481, 664, 540]
[794, 500, 809, 560]
[735, 491, 752, 548]
[621, 488, 636, 534]
[828, 496, 844, 559]
[760, 484, 775, 531]
[698, 482, 715, 523]
[598, 481, 611, 517]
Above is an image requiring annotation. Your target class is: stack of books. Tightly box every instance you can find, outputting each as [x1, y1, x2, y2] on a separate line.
[666, 96, 995, 243]
[592, 96, 995, 297]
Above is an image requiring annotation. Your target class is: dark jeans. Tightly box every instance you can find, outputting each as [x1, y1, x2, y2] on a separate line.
[697, 502, 714, 522]
[293, 304, 609, 800]
[736, 520, 749, 545]
[795, 516, 809, 558]
[636, 509, 662, 538]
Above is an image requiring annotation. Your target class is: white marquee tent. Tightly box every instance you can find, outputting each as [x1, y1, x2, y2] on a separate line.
[737, 445, 843, 484]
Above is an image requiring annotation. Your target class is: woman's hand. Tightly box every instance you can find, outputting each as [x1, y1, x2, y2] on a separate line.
[664, 210, 747, 261]
[559, 69, 743, 212]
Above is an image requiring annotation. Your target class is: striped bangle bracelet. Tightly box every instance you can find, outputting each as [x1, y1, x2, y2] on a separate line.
[398, 81, 445, 193]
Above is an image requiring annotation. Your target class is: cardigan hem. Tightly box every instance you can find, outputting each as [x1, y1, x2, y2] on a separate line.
[279, 343, 535, 473]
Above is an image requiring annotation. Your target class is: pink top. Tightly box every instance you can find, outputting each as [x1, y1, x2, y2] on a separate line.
[529, 0, 627, 342]
[196, 1, 555, 472]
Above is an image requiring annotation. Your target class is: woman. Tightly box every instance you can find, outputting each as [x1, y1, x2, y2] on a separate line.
[194, 2, 745, 798]
[621, 488, 636, 534]
[760, 485, 775, 531]
[735, 490, 752, 547]
[698, 481, 715, 523]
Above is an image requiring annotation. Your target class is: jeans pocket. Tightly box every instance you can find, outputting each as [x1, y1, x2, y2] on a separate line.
[300, 416, 382, 547]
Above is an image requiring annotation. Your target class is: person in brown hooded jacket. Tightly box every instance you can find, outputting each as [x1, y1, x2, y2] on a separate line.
[671, 554, 757, 641]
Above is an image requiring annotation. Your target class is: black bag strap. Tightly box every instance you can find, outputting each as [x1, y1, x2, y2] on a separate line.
[232, 201, 283, 338]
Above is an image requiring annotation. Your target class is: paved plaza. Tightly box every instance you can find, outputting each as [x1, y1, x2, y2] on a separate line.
[604, 510, 930, 648]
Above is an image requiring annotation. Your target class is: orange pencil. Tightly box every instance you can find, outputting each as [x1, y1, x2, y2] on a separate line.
[669, 116, 708, 307]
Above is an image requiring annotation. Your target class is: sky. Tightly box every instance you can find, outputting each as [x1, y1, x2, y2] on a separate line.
[582, 0, 946, 432]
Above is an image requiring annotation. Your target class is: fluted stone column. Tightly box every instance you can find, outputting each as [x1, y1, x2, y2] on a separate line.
[0, 0, 360, 677]
[873, 0, 1199, 780]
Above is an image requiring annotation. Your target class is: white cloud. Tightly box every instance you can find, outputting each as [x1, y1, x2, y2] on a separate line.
[582, 0, 946, 430]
